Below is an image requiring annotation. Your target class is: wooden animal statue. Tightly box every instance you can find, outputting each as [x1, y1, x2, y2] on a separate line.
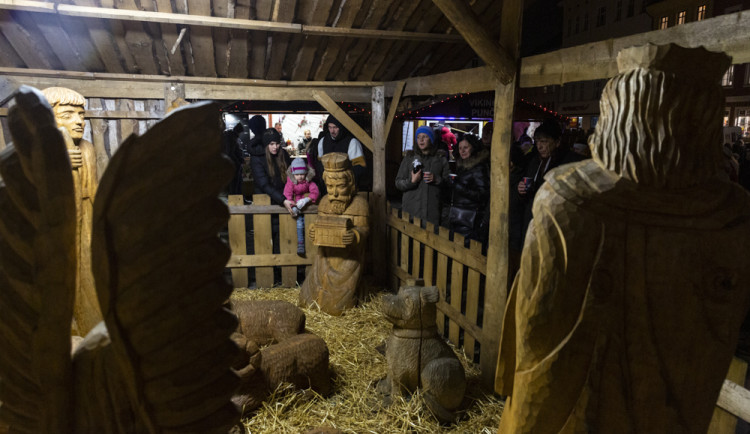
[0, 86, 240, 433]
[496, 44, 750, 433]
[378, 284, 466, 422]
[230, 299, 306, 346]
[233, 333, 332, 412]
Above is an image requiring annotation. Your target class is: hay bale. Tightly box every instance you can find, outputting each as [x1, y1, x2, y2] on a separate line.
[230, 287, 504, 433]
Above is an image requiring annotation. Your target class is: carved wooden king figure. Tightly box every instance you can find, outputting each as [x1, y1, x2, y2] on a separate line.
[496, 44, 750, 433]
[41, 87, 102, 336]
[299, 153, 369, 316]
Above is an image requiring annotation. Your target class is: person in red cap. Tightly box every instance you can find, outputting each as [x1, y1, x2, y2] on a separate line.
[441, 126, 457, 161]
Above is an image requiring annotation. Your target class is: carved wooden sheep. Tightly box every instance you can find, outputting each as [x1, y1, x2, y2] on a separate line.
[230, 299, 306, 346]
[233, 333, 332, 412]
[229, 300, 332, 413]
[378, 284, 466, 422]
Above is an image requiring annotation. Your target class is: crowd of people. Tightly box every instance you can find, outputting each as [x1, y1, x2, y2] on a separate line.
[223, 114, 368, 263]
[724, 139, 750, 190]
[395, 124, 492, 244]
[392, 119, 594, 249]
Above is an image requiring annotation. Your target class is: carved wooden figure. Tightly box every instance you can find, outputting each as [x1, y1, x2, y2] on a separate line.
[299, 153, 370, 316]
[40, 86, 102, 337]
[230, 299, 306, 346]
[378, 284, 466, 423]
[496, 44, 750, 433]
[230, 300, 331, 412]
[0, 86, 240, 433]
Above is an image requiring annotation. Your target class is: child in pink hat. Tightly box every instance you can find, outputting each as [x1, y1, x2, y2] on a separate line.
[284, 158, 320, 254]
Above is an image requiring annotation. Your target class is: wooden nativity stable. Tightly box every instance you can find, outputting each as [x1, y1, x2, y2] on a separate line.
[2, 0, 750, 430]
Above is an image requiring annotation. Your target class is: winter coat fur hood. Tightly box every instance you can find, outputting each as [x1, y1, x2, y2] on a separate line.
[457, 148, 489, 172]
[285, 164, 316, 184]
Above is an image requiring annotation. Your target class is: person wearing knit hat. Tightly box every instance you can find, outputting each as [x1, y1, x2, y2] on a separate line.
[394, 123, 450, 225]
[284, 158, 320, 254]
[308, 114, 367, 195]
[415, 125, 435, 144]
[249, 127, 294, 211]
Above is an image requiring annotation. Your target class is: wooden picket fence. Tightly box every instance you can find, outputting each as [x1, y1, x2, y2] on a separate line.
[385, 202, 488, 365]
[226, 194, 318, 289]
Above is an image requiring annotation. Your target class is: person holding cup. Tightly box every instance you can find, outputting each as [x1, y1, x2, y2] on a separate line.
[395, 125, 450, 225]
[512, 119, 583, 255]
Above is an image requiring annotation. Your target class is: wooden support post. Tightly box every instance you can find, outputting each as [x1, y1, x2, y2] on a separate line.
[0, 118, 6, 151]
[384, 81, 405, 138]
[164, 82, 185, 108]
[480, 0, 523, 390]
[371, 85, 386, 285]
[431, 0, 516, 84]
[312, 90, 374, 151]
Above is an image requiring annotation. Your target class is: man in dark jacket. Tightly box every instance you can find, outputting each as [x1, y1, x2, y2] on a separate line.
[308, 115, 367, 195]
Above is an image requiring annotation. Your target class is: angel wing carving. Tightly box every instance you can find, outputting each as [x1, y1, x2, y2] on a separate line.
[0, 86, 240, 433]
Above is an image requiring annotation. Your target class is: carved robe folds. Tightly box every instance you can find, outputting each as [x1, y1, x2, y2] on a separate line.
[496, 161, 750, 433]
[72, 138, 103, 336]
[299, 195, 369, 316]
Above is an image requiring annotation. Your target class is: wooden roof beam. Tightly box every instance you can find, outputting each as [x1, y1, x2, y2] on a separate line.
[0, 0, 464, 43]
[395, 9, 750, 97]
[312, 90, 374, 151]
[0, 71, 376, 102]
[520, 9, 750, 87]
[431, 0, 517, 84]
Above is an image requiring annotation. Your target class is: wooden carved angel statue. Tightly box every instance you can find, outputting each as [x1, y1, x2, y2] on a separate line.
[496, 44, 750, 433]
[0, 86, 240, 433]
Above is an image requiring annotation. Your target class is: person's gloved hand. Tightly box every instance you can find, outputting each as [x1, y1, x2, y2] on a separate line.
[296, 197, 311, 209]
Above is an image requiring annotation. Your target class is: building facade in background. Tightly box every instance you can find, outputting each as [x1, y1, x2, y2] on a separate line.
[519, 0, 750, 138]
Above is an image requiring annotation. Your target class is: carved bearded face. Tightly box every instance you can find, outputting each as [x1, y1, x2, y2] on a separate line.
[53, 104, 86, 143]
[323, 172, 355, 214]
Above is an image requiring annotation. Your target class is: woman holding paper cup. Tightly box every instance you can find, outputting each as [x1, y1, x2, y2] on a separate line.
[395, 125, 450, 226]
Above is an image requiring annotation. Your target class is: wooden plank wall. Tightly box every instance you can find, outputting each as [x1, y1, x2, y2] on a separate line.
[386, 203, 487, 364]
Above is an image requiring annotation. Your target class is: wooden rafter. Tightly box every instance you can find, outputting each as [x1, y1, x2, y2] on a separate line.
[312, 90, 374, 151]
[0, 0, 464, 43]
[384, 81, 404, 137]
[0, 70, 377, 102]
[290, 0, 334, 81]
[352, 1, 421, 81]
[248, 0, 272, 79]
[394, 9, 750, 97]
[311, 0, 363, 81]
[333, 1, 392, 81]
[431, 0, 516, 84]
[520, 10, 750, 87]
[265, 0, 296, 80]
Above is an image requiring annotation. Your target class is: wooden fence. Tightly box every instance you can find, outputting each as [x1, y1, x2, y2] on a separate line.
[226, 194, 318, 289]
[385, 202, 488, 365]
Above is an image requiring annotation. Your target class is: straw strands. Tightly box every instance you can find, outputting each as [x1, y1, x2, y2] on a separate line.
[230, 287, 504, 433]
